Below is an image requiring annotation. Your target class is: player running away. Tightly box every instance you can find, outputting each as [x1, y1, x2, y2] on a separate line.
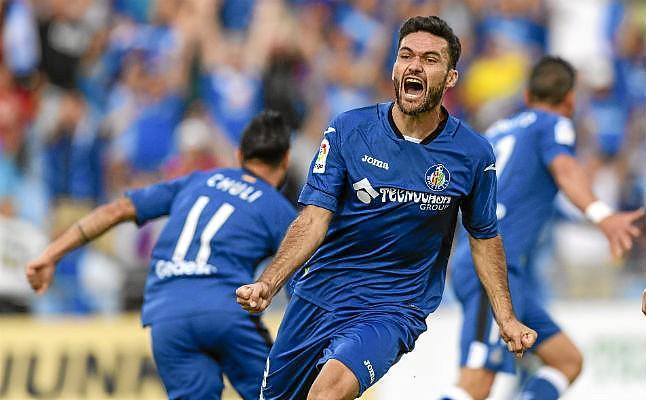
[26, 111, 296, 400]
[237, 16, 536, 400]
[446, 57, 644, 400]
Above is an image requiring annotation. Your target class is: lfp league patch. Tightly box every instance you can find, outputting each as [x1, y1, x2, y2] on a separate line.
[425, 164, 450, 191]
[313, 137, 330, 174]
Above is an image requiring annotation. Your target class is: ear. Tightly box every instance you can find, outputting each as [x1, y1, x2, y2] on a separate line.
[563, 90, 576, 117]
[445, 69, 459, 88]
[281, 151, 290, 170]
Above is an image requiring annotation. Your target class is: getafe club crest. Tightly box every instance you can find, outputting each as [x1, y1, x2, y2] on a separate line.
[425, 164, 450, 191]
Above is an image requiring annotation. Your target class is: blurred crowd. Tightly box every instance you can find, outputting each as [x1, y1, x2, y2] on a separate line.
[0, 0, 644, 314]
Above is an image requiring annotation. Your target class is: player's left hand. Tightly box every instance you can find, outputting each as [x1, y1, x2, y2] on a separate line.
[25, 254, 56, 295]
[499, 319, 537, 359]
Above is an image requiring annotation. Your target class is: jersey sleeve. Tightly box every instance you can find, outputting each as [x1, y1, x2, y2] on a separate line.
[125, 175, 191, 225]
[298, 120, 347, 213]
[539, 117, 576, 166]
[460, 145, 499, 239]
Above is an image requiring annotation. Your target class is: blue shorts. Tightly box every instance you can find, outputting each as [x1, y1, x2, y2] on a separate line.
[454, 267, 561, 374]
[150, 311, 272, 400]
[260, 295, 426, 399]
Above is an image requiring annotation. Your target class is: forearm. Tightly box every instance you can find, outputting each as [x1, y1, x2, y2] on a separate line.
[469, 235, 515, 323]
[551, 154, 597, 211]
[44, 197, 136, 262]
[258, 205, 331, 295]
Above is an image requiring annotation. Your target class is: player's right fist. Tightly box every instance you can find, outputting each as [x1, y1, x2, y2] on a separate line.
[236, 281, 273, 313]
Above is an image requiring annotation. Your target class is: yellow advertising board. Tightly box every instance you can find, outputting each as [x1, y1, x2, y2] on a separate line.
[1, 314, 165, 400]
[0, 314, 377, 400]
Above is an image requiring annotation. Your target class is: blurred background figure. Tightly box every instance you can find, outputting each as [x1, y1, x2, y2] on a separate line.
[0, 0, 643, 398]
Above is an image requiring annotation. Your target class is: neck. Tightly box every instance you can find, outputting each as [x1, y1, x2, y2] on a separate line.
[391, 103, 445, 140]
[242, 161, 284, 188]
[529, 101, 570, 118]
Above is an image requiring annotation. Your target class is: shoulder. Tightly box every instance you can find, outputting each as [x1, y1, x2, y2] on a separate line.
[454, 118, 495, 161]
[330, 104, 382, 139]
[530, 109, 576, 145]
[486, 110, 540, 138]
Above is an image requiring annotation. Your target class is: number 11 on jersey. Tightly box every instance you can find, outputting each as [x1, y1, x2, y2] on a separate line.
[172, 196, 235, 265]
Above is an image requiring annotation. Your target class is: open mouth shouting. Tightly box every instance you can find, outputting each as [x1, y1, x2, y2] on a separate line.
[402, 76, 425, 102]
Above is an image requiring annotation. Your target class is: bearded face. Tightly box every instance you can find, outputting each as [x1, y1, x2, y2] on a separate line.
[392, 31, 455, 116]
[393, 71, 447, 116]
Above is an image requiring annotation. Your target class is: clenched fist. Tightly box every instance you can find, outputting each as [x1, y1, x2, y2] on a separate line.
[236, 281, 273, 313]
[499, 318, 537, 358]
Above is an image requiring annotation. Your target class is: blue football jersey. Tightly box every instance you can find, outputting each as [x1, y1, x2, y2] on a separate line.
[294, 102, 498, 316]
[126, 168, 296, 325]
[452, 108, 576, 283]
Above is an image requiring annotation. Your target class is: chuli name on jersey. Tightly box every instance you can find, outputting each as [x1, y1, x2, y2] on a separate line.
[207, 173, 263, 203]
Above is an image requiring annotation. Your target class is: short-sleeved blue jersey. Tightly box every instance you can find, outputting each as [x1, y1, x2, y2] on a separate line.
[452, 109, 576, 281]
[126, 168, 296, 325]
[294, 102, 498, 316]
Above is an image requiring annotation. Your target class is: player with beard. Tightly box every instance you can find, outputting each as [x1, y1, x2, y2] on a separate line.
[236, 16, 536, 400]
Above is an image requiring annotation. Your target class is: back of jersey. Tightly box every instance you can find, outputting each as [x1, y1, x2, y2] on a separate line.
[485, 109, 576, 269]
[127, 168, 296, 325]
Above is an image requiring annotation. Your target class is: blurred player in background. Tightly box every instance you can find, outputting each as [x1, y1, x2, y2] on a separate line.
[445, 57, 644, 400]
[25, 111, 296, 400]
[237, 16, 536, 400]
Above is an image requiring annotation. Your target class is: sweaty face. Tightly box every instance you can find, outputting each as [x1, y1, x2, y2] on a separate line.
[392, 32, 452, 115]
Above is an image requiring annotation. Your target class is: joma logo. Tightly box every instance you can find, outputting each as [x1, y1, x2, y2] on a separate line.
[362, 155, 389, 170]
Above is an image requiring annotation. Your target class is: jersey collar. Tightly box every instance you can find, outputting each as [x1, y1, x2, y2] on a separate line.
[383, 102, 455, 145]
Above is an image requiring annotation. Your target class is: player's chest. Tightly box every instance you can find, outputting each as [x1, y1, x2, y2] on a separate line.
[342, 140, 473, 212]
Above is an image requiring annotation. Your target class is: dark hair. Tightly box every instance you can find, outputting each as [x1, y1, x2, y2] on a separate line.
[528, 56, 576, 105]
[240, 110, 290, 167]
[398, 16, 461, 70]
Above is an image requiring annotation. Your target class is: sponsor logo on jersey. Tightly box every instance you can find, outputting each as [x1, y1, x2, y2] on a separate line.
[379, 187, 452, 211]
[154, 260, 217, 279]
[361, 154, 389, 170]
[484, 163, 496, 172]
[363, 360, 375, 384]
[313, 136, 331, 174]
[207, 173, 263, 202]
[353, 178, 452, 211]
[353, 178, 379, 204]
[425, 164, 451, 191]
